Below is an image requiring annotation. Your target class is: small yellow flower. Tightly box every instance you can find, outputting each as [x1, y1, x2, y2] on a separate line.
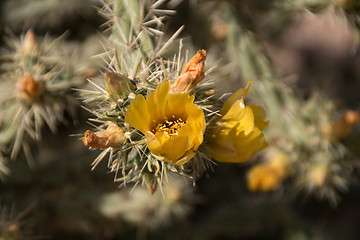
[246, 163, 283, 192]
[208, 81, 268, 163]
[125, 81, 206, 165]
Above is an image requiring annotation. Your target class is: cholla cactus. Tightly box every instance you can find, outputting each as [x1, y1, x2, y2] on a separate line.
[81, 0, 269, 193]
[0, 29, 82, 164]
[2, 0, 99, 31]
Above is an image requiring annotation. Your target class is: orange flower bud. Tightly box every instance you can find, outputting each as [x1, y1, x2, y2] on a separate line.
[172, 49, 207, 93]
[18, 75, 44, 101]
[83, 124, 125, 149]
[323, 110, 360, 140]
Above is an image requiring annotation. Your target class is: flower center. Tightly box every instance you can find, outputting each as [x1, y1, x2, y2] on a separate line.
[153, 117, 186, 136]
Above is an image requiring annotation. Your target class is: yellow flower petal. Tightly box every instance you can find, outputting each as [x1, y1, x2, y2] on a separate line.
[210, 128, 268, 163]
[220, 81, 251, 115]
[166, 93, 194, 120]
[146, 80, 170, 124]
[125, 94, 151, 134]
[249, 104, 269, 130]
[222, 100, 255, 136]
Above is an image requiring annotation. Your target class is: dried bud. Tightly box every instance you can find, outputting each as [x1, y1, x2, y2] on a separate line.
[83, 124, 125, 149]
[18, 75, 44, 102]
[172, 49, 207, 93]
[323, 110, 360, 140]
[22, 29, 38, 56]
[104, 72, 134, 100]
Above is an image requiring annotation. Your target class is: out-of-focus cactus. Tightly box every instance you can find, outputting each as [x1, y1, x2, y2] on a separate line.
[99, 173, 196, 233]
[1, 0, 99, 31]
[221, 1, 358, 205]
[0, 203, 36, 240]
[0, 29, 84, 164]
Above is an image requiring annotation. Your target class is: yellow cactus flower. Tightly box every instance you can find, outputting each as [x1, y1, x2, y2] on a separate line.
[247, 163, 283, 192]
[208, 81, 268, 163]
[125, 81, 206, 165]
[247, 149, 289, 192]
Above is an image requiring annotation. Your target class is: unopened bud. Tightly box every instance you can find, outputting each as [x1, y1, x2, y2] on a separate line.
[104, 72, 134, 100]
[83, 124, 125, 149]
[211, 22, 228, 41]
[309, 164, 327, 188]
[323, 110, 360, 140]
[18, 75, 44, 102]
[166, 188, 182, 203]
[172, 49, 207, 93]
[22, 29, 38, 56]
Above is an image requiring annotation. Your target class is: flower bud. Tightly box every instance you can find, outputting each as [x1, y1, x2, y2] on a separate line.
[83, 124, 125, 149]
[18, 75, 44, 102]
[211, 22, 228, 41]
[247, 150, 289, 192]
[247, 164, 281, 192]
[323, 110, 360, 140]
[22, 29, 38, 56]
[104, 72, 134, 100]
[172, 49, 207, 93]
[308, 164, 327, 188]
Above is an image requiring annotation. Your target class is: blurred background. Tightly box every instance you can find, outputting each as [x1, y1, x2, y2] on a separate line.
[1, 0, 360, 239]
